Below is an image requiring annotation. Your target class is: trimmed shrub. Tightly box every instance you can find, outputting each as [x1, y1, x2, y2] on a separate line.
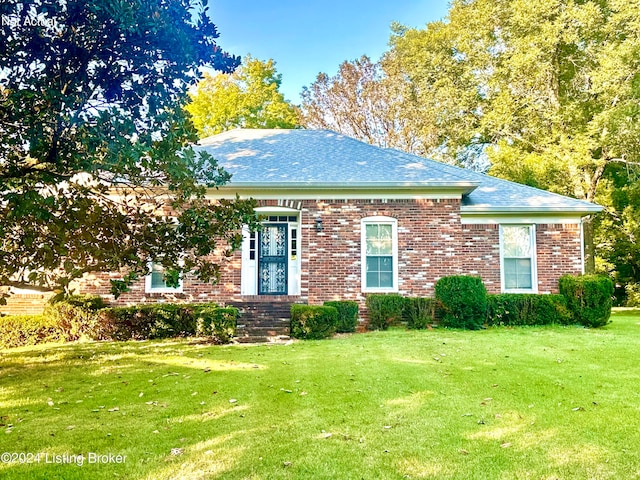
[366, 294, 406, 330]
[404, 297, 435, 329]
[96, 304, 192, 340]
[96, 303, 236, 342]
[43, 302, 101, 342]
[1, 302, 236, 347]
[0, 314, 63, 348]
[559, 274, 614, 328]
[290, 305, 338, 340]
[60, 294, 107, 311]
[435, 276, 487, 330]
[323, 301, 359, 333]
[486, 294, 571, 326]
[195, 306, 238, 343]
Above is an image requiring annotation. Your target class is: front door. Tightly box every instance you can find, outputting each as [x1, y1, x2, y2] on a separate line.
[258, 223, 288, 295]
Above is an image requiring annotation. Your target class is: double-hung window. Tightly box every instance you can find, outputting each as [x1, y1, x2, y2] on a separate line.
[500, 225, 537, 292]
[361, 217, 398, 292]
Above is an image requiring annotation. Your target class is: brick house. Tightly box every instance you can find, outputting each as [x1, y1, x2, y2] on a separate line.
[2, 129, 602, 332]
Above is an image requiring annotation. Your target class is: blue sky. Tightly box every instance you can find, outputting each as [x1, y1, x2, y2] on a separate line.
[207, 0, 450, 104]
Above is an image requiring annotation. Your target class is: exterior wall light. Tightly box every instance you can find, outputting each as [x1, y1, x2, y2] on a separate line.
[315, 217, 323, 232]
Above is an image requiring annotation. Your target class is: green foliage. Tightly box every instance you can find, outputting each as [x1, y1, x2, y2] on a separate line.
[559, 274, 614, 328]
[186, 56, 300, 137]
[43, 302, 101, 342]
[0, 296, 110, 348]
[0, 302, 237, 347]
[435, 276, 487, 330]
[323, 301, 359, 333]
[97, 303, 237, 342]
[195, 306, 238, 344]
[290, 305, 338, 340]
[403, 297, 435, 329]
[96, 304, 190, 341]
[0, 314, 62, 349]
[486, 294, 571, 326]
[365, 294, 407, 330]
[594, 163, 640, 298]
[626, 283, 640, 307]
[55, 294, 108, 311]
[0, 0, 258, 302]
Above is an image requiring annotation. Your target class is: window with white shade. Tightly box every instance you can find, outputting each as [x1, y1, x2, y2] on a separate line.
[500, 225, 537, 293]
[361, 217, 398, 292]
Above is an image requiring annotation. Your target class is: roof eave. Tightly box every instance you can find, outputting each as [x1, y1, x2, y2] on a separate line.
[461, 205, 603, 215]
[209, 181, 478, 198]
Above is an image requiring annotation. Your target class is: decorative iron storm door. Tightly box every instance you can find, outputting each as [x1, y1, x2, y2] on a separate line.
[258, 223, 288, 295]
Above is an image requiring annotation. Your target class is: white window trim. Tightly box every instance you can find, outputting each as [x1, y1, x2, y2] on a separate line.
[361, 216, 399, 293]
[145, 261, 184, 294]
[499, 224, 538, 294]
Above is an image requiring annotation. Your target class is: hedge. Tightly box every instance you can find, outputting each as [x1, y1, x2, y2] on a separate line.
[97, 303, 237, 342]
[559, 274, 614, 327]
[365, 294, 406, 330]
[403, 297, 435, 329]
[0, 314, 63, 348]
[0, 300, 237, 348]
[323, 300, 359, 333]
[97, 304, 196, 340]
[195, 306, 237, 343]
[435, 276, 487, 330]
[486, 294, 570, 326]
[290, 304, 338, 340]
[0, 295, 105, 348]
[57, 294, 107, 311]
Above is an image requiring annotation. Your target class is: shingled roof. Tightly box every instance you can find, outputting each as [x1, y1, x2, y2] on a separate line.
[196, 129, 602, 215]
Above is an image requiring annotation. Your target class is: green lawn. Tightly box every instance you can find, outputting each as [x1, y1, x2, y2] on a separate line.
[1, 310, 639, 480]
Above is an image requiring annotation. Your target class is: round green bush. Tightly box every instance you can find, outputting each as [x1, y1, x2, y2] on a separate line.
[290, 305, 338, 339]
[323, 301, 359, 333]
[559, 274, 614, 328]
[365, 294, 406, 330]
[435, 276, 487, 330]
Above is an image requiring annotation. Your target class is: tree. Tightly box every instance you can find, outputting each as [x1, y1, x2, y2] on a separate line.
[300, 55, 424, 155]
[594, 164, 640, 302]
[0, 0, 259, 301]
[386, 0, 640, 273]
[186, 56, 300, 137]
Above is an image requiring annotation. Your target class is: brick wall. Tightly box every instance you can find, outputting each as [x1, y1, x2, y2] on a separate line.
[303, 198, 464, 303]
[6, 198, 584, 316]
[536, 223, 583, 293]
[0, 292, 54, 315]
[460, 224, 501, 293]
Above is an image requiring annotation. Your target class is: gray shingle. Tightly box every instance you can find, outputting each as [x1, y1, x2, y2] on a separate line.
[196, 129, 601, 214]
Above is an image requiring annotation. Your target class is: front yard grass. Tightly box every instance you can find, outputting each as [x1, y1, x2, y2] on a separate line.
[1, 310, 639, 479]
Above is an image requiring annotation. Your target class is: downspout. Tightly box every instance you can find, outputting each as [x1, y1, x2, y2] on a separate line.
[580, 216, 587, 275]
